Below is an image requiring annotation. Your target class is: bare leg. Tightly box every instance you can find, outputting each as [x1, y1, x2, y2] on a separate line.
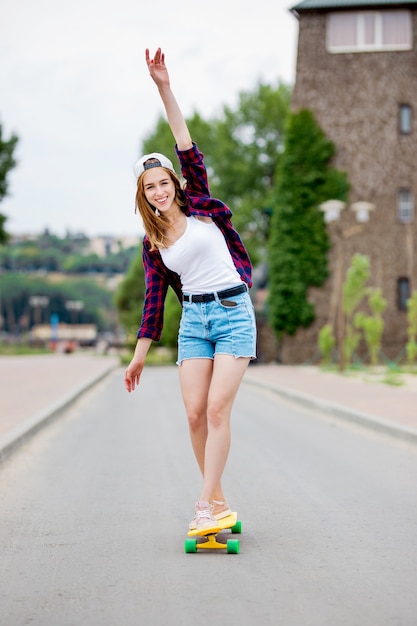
[200, 355, 249, 502]
[179, 355, 249, 503]
[179, 358, 212, 479]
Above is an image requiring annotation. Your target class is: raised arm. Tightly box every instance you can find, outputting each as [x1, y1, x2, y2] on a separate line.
[145, 48, 193, 152]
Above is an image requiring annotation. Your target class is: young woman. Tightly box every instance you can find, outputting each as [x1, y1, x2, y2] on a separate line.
[124, 48, 257, 532]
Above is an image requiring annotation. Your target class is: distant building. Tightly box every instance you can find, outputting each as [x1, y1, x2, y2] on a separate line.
[31, 323, 98, 345]
[281, 0, 417, 363]
[87, 235, 140, 258]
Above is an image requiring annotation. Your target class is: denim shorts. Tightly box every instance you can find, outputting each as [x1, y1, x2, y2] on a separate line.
[177, 290, 257, 365]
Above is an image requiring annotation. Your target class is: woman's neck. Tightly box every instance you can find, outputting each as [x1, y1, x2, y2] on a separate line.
[166, 209, 184, 227]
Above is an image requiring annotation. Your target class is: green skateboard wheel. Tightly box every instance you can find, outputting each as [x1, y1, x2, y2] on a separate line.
[184, 538, 198, 553]
[226, 539, 240, 554]
[231, 520, 242, 534]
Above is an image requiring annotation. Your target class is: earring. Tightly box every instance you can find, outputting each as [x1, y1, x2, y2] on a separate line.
[155, 209, 160, 217]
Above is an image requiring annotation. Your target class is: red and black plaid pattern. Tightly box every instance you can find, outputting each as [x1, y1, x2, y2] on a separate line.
[137, 143, 252, 342]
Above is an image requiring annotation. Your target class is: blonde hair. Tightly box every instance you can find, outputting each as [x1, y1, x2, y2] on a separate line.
[135, 168, 187, 251]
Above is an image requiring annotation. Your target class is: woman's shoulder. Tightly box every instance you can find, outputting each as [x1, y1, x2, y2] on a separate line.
[142, 235, 161, 260]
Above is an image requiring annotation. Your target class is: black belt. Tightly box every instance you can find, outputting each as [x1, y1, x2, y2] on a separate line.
[183, 284, 247, 303]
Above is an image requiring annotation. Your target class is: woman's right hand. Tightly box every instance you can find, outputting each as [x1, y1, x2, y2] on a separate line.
[124, 337, 152, 392]
[124, 358, 145, 393]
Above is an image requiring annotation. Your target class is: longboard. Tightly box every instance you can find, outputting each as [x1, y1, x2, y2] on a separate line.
[184, 512, 242, 554]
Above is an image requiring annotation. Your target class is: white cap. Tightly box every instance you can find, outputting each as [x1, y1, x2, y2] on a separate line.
[134, 152, 176, 178]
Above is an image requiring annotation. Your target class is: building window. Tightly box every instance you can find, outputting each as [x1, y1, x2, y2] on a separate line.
[397, 277, 410, 311]
[399, 104, 412, 134]
[327, 10, 412, 53]
[398, 189, 414, 223]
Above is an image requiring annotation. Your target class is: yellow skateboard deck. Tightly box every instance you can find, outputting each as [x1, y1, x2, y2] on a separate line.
[185, 512, 242, 554]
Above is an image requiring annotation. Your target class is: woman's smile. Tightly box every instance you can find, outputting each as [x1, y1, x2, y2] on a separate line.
[143, 167, 176, 214]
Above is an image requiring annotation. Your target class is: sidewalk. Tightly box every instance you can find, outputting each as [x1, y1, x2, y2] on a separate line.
[244, 364, 417, 444]
[1, 356, 416, 462]
[0, 353, 119, 461]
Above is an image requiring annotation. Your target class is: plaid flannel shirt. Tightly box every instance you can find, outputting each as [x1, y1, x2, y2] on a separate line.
[137, 142, 252, 341]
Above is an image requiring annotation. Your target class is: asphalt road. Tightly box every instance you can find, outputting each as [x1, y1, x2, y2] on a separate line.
[1, 367, 416, 626]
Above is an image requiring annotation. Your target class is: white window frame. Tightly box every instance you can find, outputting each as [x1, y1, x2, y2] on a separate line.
[398, 188, 414, 224]
[327, 10, 413, 53]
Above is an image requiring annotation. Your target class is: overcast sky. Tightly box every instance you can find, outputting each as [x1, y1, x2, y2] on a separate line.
[1, 0, 299, 238]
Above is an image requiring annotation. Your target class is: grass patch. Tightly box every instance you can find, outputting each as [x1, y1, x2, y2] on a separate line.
[119, 347, 176, 367]
[380, 372, 404, 387]
[0, 344, 51, 356]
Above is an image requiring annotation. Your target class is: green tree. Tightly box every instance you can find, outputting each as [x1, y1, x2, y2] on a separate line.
[0, 230, 137, 274]
[141, 112, 216, 180]
[114, 249, 182, 349]
[318, 324, 335, 366]
[114, 251, 146, 343]
[62, 252, 103, 273]
[406, 291, 417, 367]
[209, 82, 291, 262]
[355, 287, 387, 366]
[342, 253, 370, 366]
[123, 80, 292, 347]
[268, 109, 349, 337]
[159, 288, 182, 349]
[0, 122, 19, 244]
[59, 278, 114, 329]
[0, 273, 113, 334]
[140, 82, 291, 263]
[355, 288, 387, 366]
[0, 213, 8, 245]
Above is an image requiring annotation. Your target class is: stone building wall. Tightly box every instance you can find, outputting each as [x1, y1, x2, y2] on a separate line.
[281, 5, 417, 364]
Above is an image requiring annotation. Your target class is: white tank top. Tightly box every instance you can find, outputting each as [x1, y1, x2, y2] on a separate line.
[160, 216, 242, 294]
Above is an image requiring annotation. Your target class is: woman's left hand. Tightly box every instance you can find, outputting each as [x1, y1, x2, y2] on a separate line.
[146, 48, 170, 89]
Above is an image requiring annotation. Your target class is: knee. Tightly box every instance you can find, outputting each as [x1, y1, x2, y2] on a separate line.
[207, 402, 226, 429]
[187, 408, 207, 432]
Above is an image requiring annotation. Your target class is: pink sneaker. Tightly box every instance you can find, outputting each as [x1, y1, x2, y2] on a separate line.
[212, 499, 232, 520]
[189, 499, 232, 530]
[189, 501, 219, 532]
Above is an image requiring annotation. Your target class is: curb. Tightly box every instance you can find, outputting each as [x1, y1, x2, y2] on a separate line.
[244, 376, 417, 446]
[0, 363, 119, 463]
